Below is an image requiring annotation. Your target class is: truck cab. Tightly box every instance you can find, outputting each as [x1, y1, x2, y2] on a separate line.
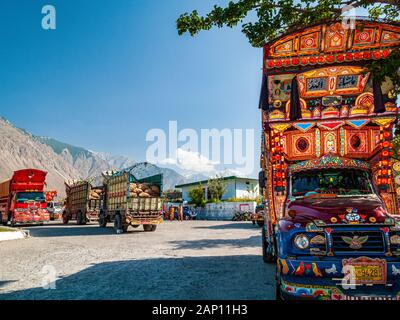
[259, 20, 400, 300]
[0, 169, 49, 226]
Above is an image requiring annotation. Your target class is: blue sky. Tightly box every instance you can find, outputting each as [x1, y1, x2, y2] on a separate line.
[0, 0, 262, 177]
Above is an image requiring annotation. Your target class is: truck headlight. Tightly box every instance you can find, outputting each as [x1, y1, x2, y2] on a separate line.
[294, 234, 310, 250]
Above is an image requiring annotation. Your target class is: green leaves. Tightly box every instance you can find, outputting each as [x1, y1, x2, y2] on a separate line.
[176, 0, 399, 47]
[177, 0, 400, 97]
[188, 183, 206, 207]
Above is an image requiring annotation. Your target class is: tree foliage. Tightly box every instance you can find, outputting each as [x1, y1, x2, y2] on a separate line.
[207, 175, 227, 202]
[188, 184, 206, 207]
[177, 0, 400, 92]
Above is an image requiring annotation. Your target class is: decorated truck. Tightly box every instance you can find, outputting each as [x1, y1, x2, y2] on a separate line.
[259, 19, 400, 300]
[45, 190, 63, 220]
[63, 181, 104, 225]
[0, 169, 49, 226]
[99, 168, 163, 233]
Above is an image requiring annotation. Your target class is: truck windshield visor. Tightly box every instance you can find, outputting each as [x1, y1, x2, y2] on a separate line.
[291, 169, 374, 197]
[16, 192, 46, 203]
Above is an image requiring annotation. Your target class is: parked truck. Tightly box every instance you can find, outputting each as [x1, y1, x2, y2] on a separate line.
[259, 20, 400, 300]
[0, 169, 49, 226]
[99, 168, 163, 233]
[63, 181, 104, 225]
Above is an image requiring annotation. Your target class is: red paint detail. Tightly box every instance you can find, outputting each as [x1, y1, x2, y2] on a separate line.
[373, 51, 382, 59]
[295, 262, 305, 276]
[345, 53, 353, 60]
[382, 49, 390, 58]
[337, 54, 344, 62]
[292, 57, 299, 65]
[326, 55, 334, 62]
[363, 51, 372, 59]
[354, 52, 363, 60]
[380, 227, 389, 234]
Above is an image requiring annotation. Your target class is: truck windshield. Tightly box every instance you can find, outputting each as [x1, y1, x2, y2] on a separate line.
[16, 192, 46, 203]
[291, 169, 374, 197]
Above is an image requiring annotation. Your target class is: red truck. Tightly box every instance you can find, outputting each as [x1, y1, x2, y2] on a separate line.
[0, 169, 50, 226]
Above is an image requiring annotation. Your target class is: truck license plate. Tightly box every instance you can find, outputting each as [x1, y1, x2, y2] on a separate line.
[343, 257, 386, 285]
[353, 265, 383, 283]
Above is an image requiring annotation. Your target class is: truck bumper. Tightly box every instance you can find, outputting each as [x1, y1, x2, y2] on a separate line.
[13, 212, 49, 224]
[278, 257, 400, 300]
[126, 216, 163, 225]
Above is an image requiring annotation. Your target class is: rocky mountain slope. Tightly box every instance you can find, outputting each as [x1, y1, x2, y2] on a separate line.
[0, 118, 81, 196]
[0, 118, 190, 196]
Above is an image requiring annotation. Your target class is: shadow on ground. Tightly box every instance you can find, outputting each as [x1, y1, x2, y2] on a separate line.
[169, 235, 261, 250]
[194, 222, 260, 230]
[0, 255, 275, 300]
[25, 225, 118, 238]
[0, 281, 17, 289]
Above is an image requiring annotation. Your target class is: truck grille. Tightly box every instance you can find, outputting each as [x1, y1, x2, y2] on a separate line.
[331, 231, 385, 253]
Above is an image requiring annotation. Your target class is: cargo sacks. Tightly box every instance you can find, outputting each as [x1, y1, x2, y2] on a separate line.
[128, 183, 160, 198]
[89, 188, 103, 200]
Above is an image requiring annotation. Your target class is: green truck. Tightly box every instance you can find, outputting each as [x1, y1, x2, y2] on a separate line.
[99, 168, 163, 234]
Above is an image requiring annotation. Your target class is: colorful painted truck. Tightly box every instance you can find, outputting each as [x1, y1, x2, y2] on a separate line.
[259, 19, 400, 300]
[63, 181, 104, 224]
[0, 169, 49, 226]
[99, 168, 163, 233]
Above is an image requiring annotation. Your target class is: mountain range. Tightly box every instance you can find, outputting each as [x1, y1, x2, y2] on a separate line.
[0, 117, 207, 197]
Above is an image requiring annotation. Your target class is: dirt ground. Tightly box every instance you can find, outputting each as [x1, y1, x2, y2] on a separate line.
[0, 220, 275, 300]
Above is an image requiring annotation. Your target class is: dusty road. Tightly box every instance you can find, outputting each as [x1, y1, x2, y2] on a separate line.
[0, 221, 275, 300]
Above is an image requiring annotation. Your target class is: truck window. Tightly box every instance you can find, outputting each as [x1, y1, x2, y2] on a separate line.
[16, 192, 46, 203]
[291, 169, 374, 197]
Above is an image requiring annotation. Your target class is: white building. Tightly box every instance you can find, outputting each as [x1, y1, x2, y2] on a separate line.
[175, 176, 259, 202]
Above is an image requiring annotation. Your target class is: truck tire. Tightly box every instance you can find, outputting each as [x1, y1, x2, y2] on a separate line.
[275, 264, 283, 300]
[262, 226, 275, 263]
[62, 214, 69, 225]
[98, 214, 107, 228]
[143, 224, 157, 232]
[113, 214, 123, 234]
[76, 212, 83, 225]
[0, 213, 7, 226]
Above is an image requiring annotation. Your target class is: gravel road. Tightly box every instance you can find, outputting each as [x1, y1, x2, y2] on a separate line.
[0, 221, 275, 300]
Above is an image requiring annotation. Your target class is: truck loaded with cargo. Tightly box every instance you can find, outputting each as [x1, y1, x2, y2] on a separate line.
[63, 181, 104, 225]
[99, 167, 163, 233]
[63, 166, 164, 233]
[0, 169, 49, 226]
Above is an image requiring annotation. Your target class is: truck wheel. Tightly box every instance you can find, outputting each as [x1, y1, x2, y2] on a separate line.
[275, 264, 283, 300]
[262, 226, 275, 263]
[98, 214, 107, 228]
[275, 279, 283, 300]
[62, 214, 69, 225]
[0, 213, 7, 226]
[76, 212, 83, 225]
[113, 214, 123, 234]
[257, 220, 264, 227]
[143, 224, 157, 232]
